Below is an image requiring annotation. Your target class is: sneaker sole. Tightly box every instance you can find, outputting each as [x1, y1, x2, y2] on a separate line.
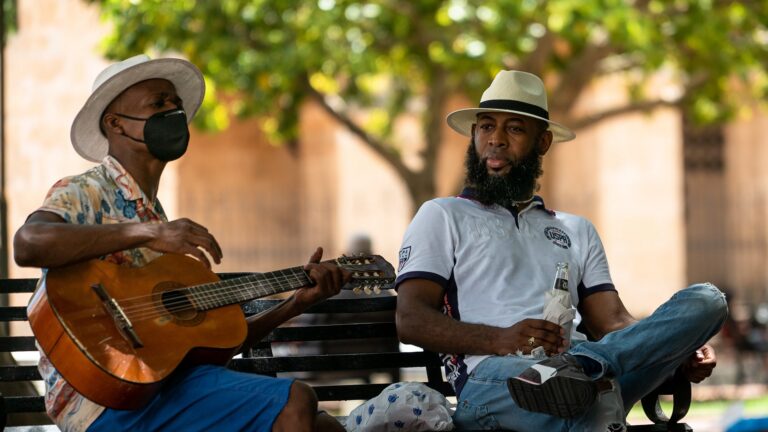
[507, 375, 597, 418]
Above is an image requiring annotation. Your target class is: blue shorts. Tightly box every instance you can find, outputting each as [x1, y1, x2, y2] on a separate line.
[88, 365, 294, 432]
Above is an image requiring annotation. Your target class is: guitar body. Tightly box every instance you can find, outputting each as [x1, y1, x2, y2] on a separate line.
[28, 254, 247, 410]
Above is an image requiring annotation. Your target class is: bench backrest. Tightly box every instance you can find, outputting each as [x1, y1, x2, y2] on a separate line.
[0, 277, 44, 424]
[0, 275, 691, 431]
[0, 274, 449, 426]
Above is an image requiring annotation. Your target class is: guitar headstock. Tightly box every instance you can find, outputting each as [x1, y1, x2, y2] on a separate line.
[335, 254, 396, 295]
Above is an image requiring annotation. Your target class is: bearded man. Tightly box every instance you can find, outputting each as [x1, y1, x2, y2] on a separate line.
[394, 70, 726, 432]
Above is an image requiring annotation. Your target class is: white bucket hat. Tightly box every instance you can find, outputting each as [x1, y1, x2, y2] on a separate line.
[446, 70, 575, 143]
[70, 54, 205, 162]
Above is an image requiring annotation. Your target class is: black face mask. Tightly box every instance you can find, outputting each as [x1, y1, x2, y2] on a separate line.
[115, 108, 190, 161]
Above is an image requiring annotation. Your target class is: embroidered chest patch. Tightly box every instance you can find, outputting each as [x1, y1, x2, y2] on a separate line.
[544, 226, 571, 249]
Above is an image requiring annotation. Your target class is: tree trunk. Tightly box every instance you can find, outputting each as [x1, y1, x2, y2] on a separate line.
[404, 171, 437, 214]
[401, 67, 449, 214]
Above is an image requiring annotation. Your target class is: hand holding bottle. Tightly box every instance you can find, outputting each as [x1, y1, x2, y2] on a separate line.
[542, 262, 576, 351]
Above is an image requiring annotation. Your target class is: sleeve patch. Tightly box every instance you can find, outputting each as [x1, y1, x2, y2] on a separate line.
[398, 246, 411, 271]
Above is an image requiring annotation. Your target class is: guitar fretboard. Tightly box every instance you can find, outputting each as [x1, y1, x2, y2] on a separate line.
[184, 266, 312, 311]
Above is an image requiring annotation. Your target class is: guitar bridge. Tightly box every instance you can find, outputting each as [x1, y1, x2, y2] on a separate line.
[92, 283, 144, 348]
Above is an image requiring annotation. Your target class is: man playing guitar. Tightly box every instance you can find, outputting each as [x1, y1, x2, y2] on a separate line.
[14, 55, 348, 432]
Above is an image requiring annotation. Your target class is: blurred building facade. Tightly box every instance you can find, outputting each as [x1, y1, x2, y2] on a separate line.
[5, 0, 768, 320]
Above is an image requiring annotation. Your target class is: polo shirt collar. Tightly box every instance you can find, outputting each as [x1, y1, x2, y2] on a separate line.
[458, 187, 555, 216]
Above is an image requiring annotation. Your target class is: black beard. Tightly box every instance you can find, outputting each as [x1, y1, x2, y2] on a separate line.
[464, 140, 543, 208]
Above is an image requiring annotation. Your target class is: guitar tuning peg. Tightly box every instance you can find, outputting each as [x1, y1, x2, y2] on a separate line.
[364, 259, 372, 264]
[364, 272, 370, 277]
[352, 286, 362, 295]
[373, 285, 381, 295]
[363, 285, 372, 295]
[353, 272, 361, 278]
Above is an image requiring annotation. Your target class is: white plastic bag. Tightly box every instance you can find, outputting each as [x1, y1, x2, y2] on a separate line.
[345, 382, 455, 431]
[542, 289, 577, 348]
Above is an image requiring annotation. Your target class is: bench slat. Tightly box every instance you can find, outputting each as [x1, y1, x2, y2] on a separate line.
[230, 352, 437, 374]
[0, 366, 41, 381]
[0, 336, 37, 352]
[314, 383, 391, 401]
[1, 385, 454, 409]
[267, 323, 396, 342]
[313, 381, 455, 401]
[243, 297, 397, 315]
[0, 279, 38, 293]
[4, 395, 45, 413]
[0, 308, 29, 321]
[0, 325, 396, 351]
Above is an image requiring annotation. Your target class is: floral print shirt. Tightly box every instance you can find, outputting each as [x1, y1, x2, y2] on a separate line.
[34, 155, 168, 432]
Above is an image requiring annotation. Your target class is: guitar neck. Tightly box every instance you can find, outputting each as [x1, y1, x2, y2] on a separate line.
[185, 266, 312, 311]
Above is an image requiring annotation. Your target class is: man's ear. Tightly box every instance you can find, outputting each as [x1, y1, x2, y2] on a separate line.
[102, 113, 122, 135]
[538, 130, 553, 155]
[470, 123, 477, 138]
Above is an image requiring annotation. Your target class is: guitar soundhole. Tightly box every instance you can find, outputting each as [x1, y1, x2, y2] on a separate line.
[155, 282, 204, 326]
[161, 290, 195, 318]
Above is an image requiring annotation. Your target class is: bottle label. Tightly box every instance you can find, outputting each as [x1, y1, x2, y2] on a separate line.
[553, 277, 568, 291]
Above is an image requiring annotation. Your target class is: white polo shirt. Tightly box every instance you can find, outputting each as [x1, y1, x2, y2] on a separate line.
[395, 191, 615, 395]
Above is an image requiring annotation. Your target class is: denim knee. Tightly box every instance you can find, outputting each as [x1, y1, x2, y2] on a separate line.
[683, 282, 728, 323]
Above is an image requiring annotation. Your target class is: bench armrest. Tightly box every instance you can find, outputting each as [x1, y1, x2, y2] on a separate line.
[640, 367, 691, 425]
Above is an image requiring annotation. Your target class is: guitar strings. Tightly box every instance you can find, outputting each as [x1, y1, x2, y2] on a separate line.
[118, 266, 384, 323]
[116, 266, 309, 311]
[123, 273, 385, 324]
[124, 288, 291, 322]
[120, 272, 312, 322]
[116, 260, 380, 316]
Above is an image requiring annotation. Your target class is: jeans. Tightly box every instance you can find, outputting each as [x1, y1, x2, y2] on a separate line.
[452, 283, 728, 431]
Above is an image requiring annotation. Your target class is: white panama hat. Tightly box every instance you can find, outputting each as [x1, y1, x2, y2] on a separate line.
[446, 70, 575, 143]
[70, 54, 205, 162]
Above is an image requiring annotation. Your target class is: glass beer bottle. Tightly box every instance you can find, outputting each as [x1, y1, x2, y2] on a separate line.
[552, 262, 574, 348]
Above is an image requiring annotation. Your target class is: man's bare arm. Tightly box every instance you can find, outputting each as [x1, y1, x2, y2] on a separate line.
[577, 290, 637, 340]
[14, 211, 222, 269]
[396, 278, 564, 356]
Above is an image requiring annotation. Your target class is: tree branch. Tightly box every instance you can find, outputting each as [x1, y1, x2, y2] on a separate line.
[303, 80, 414, 181]
[563, 67, 715, 130]
[551, 43, 614, 114]
[566, 98, 682, 130]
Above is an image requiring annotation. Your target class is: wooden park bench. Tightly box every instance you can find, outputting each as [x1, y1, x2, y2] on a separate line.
[0, 273, 692, 431]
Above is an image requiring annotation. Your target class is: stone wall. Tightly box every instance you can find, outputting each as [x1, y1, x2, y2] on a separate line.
[547, 75, 686, 316]
[725, 108, 768, 303]
[6, 0, 111, 279]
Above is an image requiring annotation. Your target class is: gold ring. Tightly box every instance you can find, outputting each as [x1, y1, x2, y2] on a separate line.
[528, 336, 535, 347]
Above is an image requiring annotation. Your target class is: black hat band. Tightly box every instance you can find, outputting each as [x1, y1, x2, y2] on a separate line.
[478, 99, 549, 120]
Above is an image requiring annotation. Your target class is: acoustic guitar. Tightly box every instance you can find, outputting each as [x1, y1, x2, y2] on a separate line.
[27, 253, 395, 410]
